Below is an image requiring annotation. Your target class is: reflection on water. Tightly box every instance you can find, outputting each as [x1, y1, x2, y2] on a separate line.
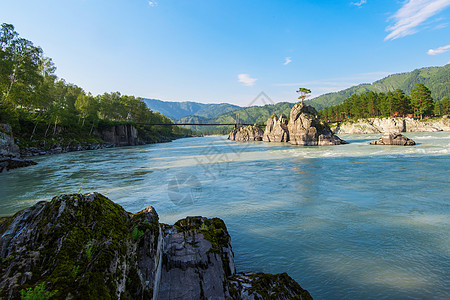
[0, 132, 449, 299]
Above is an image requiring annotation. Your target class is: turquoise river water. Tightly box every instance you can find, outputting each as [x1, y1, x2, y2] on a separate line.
[1, 132, 449, 299]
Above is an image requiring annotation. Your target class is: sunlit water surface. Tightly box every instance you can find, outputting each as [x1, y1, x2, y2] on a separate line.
[1, 132, 449, 299]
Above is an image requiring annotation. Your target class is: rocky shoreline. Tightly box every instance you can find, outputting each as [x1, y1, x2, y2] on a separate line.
[1, 123, 184, 172]
[332, 116, 450, 134]
[0, 193, 312, 299]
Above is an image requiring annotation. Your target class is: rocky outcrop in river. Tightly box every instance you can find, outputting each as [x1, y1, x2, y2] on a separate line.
[0, 193, 312, 299]
[370, 133, 416, 146]
[229, 103, 346, 146]
[0, 124, 36, 172]
[263, 114, 289, 142]
[287, 103, 347, 146]
[333, 116, 450, 134]
[228, 125, 264, 141]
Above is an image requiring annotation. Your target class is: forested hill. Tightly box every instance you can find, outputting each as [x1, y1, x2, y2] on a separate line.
[307, 64, 450, 110]
[143, 98, 241, 120]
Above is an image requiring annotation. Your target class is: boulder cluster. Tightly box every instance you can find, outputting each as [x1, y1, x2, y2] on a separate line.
[229, 103, 347, 146]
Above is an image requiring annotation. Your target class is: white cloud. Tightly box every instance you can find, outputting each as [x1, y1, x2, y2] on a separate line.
[427, 44, 450, 54]
[148, 1, 158, 7]
[238, 74, 257, 86]
[283, 57, 292, 65]
[385, 0, 450, 41]
[351, 0, 367, 7]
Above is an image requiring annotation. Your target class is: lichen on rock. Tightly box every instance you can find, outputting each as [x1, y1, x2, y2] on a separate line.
[0, 193, 313, 299]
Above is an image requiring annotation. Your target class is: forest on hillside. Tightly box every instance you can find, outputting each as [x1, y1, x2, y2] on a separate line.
[308, 64, 450, 110]
[0, 23, 191, 147]
[318, 86, 449, 122]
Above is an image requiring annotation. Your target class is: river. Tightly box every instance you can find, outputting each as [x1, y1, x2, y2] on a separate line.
[1, 132, 449, 299]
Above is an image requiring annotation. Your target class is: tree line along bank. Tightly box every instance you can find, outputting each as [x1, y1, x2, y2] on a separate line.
[318, 84, 449, 122]
[0, 23, 192, 149]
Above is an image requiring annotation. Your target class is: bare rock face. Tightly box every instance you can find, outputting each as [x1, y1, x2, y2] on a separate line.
[159, 217, 235, 299]
[228, 125, 264, 141]
[263, 115, 289, 142]
[0, 193, 312, 299]
[370, 133, 416, 146]
[0, 124, 20, 158]
[287, 103, 347, 146]
[97, 124, 141, 146]
[0, 124, 37, 172]
[334, 117, 448, 134]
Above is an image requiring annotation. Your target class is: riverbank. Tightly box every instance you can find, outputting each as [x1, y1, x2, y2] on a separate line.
[0, 122, 191, 172]
[331, 116, 450, 134]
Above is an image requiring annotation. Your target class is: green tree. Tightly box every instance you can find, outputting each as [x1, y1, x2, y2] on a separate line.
[296, 88, 311, 104]
[410, 83, 434, 119]
[0, 23, 43, 106]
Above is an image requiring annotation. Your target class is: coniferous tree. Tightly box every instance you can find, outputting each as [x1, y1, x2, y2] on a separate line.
[410, 83, 434, 119]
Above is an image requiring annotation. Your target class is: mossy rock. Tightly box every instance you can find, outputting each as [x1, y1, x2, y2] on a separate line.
[0, 193, 158, 299]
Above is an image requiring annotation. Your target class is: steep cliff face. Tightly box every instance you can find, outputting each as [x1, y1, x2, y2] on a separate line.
[228, 125, 264, 141]
[0, 124, 20, 158]
[97, 124, 142, 146]
[287, 103, 346, 146]
[263, 115, 289, 142]
[333, 116, 449, 134]
[0, 124, 36, 172]
[0, 193, 312, 299]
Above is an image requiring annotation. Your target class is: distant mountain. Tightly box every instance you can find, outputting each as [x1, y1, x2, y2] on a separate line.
[307, 64, 450, 110]
[143, 99, 241, 121]
[211, 102, 295, 124]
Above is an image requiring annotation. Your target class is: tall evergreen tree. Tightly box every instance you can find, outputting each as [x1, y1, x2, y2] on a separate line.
[410, 83, 434, 119]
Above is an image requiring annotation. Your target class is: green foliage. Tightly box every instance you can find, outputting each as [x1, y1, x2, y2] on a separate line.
[410, 83, 434, 119]
[143, 98, 241, 120]
[20, 282, 57, 300]
[296, 88, 311, 103]
[318, 85, 437, 122]
[0, 23, 191, 145]
[71, 265, 80, 278]
[132, 226, 144, 241]
[309, 64, 450, 110]
[85, 245, 93, 260]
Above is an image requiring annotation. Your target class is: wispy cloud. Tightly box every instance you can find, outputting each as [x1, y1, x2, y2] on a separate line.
[427, 44, 450, 55]
[283, 57, 292, 65]
[238, 74, 258, 86]
[351, 0, 367, 7]
[385, 0, 450, 41]
[148, 1, 158, 7]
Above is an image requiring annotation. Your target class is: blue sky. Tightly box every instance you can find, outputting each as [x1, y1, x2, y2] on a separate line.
[1, 0, 449, 106]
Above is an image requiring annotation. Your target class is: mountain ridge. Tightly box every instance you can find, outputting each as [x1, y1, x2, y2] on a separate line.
[306, 64, 449, 109]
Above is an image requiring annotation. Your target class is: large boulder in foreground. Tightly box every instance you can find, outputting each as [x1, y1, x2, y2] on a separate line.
[370, 133, 416, 146]
[0, 193, 312, 299]
[288, 103, 347, 146]
[263, 114, 289, 142]
[228, 124, 264, 141]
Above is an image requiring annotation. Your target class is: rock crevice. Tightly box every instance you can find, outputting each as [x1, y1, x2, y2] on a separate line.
[0, 193, 312, 299]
